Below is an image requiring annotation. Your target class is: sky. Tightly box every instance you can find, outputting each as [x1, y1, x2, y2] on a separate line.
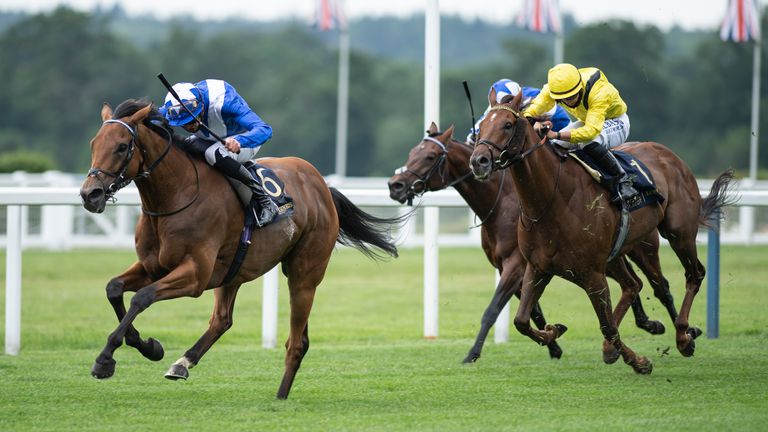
[0, 0, 730, 32]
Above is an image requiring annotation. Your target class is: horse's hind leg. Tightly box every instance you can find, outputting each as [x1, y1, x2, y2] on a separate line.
[627, 232, 684, 334]
[666, 236, 705, 357]
[275, 253, 329, 400]
[165, 284, 242, 380]
[106, 261, 164, 362]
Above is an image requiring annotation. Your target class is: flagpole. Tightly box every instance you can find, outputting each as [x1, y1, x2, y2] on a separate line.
[335, 25, 350, 178]
[749, 39, 761, 181]
[554, 32, 564, 65]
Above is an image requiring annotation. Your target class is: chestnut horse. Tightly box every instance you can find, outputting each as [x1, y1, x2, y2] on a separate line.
[389, 123, 683, 364]
[80, 99, 400, 399]
[469, 92, 734, 374]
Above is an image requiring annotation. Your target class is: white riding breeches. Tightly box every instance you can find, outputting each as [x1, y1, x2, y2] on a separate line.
[203, 142, 262, 165]
[552, 113, 631, 150]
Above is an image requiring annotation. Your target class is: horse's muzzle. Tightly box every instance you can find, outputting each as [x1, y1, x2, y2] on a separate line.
[387, 179, 409, 204]
[80, 186, 107, 213]
[470, 152, 492, 181]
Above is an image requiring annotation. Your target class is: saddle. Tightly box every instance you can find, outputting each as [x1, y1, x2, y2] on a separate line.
[569, 149, 664, 212]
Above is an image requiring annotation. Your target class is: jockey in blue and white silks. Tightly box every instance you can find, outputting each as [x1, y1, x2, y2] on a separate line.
[160, 79, 278, 226]
[467, 79, 571, 144]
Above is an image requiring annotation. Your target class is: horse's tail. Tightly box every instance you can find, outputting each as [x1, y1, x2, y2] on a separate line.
[329, 187, 402, 260]
[699, 169, 738, 229]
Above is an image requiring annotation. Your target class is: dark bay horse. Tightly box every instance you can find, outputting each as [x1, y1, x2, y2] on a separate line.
[388, 122, 681, 364]
[80, 99, 400, 399]
[469, 92, 734, 374]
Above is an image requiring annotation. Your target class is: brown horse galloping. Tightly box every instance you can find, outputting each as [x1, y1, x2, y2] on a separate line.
[469, 92, 734, 374]
[388, 123, 686, 364]
[80, 99, 400, 399]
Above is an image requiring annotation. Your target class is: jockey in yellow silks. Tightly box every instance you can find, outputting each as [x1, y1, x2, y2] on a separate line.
[523, 63, 639, 204]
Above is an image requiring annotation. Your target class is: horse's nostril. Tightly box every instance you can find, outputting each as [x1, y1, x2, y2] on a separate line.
[87, 188, 104, 203]
[391, 182, 404, 192]
[478, 156, 490, 167]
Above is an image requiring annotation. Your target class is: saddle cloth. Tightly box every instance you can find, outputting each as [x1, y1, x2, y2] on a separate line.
[226, 160, 294, 228]
[570, 149, 664, 211]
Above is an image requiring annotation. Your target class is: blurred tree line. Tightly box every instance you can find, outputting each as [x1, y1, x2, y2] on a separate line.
[0, 6, 765, 178]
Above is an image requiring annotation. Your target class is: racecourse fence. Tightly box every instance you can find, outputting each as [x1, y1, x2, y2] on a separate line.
[2, 172, 768, 355]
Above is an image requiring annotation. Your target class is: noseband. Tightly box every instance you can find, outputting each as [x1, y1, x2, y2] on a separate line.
[475, 105, 545, 169]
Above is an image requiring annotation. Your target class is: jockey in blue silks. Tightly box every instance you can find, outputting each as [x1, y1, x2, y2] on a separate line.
[160, 79, 278, 225]
[466, 79, 571, 144]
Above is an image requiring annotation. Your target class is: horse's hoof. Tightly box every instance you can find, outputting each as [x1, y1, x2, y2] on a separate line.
[139, 338, 164, 362]
[164, 363, 189, 381]
[603, 344, 620, 364]
[638, 320, 666, 335]
[687, 327, 703, 340]
[91, 357, 116, 379]
[462, 352, 480, 364]
[631, 356, 653, 375]
[554, 324, 568, 337]
[547, 342, 563, 359]
[678, 337, 696, 357]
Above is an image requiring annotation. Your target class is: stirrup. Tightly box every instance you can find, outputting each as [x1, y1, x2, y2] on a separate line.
[254, 200, 278, 226]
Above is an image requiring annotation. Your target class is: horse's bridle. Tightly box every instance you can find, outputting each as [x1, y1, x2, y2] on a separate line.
[395, 135, 474, 202]
[87, 118, 200, 217]
[475, 105, 546, 169]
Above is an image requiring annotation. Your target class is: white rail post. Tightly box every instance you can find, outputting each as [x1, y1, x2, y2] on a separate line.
[262, 266, 279, 349]
[424, 206, 439, 338]
[5, 205, 22, 355]
[493, 271, 510, 343]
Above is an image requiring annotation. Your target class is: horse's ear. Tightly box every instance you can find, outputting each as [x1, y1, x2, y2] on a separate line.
[510, 91, 523, 111]
[442, 124, 455, 139]
[488, 88, 498, 107]
[128, 103, 153, 124]
[427, 122, 439, 135]
[101, 103, 113, 121]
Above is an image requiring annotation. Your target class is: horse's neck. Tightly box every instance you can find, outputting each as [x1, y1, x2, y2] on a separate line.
[447, 142, 507, 219]
[134, 128, 198, 211]
[511, 140, 563, 218]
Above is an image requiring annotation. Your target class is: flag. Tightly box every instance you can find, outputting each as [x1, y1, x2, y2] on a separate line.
[720, 0, 761, 42]
[315, 0, 347, 31]
[517, 0, 562, 34]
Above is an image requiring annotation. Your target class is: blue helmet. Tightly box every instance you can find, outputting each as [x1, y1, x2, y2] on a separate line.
[162, 82, 203, 126]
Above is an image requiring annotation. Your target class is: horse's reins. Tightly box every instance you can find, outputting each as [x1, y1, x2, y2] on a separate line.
[474, 104, 563, 228]
[87, 118, 200, 217]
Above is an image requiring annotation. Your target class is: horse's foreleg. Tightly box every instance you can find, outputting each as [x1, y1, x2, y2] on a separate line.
[165, 285, 242, 380]
[604, 257, 643, 363]
[463, 264, 521, 364]
[513, 266, 565, 346]
[92, 259, 205, 379]
[582, 272, 652, 374]
[106, 261, 164, 361]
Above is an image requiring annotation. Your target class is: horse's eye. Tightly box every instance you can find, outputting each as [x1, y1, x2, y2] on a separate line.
[503, 121, 514, 130]
[116, 143, 129, 153]
[425, 154, 435, 161]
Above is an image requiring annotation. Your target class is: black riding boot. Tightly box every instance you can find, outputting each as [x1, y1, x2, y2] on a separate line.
[582, 142, 639, 204]
[212, 155, 279, 226]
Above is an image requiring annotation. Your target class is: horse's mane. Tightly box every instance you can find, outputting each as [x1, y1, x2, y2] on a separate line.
[112, 98, 185, 145]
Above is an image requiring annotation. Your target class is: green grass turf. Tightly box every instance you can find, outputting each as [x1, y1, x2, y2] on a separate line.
[0, 245, 766, 431]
